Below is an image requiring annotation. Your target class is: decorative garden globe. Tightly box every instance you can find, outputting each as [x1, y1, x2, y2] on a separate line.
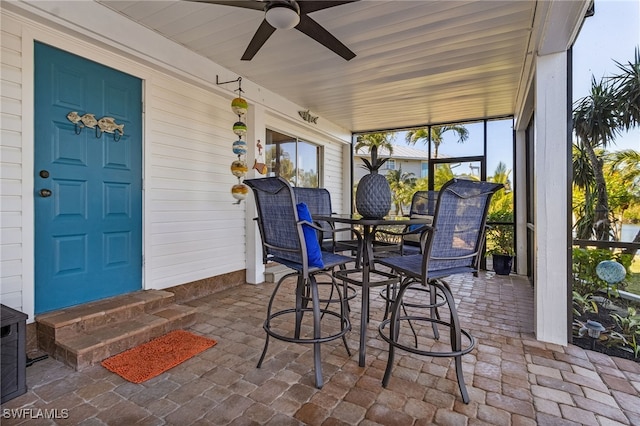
[230, 160, 248, 178]
[232, 140, 247, 156]
[231, 97, 248, 116]
[231, 183, 249, 201]
[233, 121, 247, 137]
[595, 260, 626, 284]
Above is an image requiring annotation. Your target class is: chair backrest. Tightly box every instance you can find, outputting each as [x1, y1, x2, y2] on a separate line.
[293, 187, 333, 242]
[425, 179, 503, 276]
[245, 177, 304, 266]
[410, 190, 438, 217]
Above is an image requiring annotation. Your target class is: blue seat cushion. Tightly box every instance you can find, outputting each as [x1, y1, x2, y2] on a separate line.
[296, 202, 325, 269]
[407, 213, 433, 232]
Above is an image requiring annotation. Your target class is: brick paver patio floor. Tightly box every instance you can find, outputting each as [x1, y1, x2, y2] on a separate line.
[2, 271, 640, 425]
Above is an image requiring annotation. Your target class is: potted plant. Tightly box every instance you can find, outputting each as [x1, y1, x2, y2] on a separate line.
[486, 210, 515, 275]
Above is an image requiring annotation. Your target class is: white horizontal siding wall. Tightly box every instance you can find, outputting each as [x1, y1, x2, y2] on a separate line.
[1, 14, 25, 311]
[0, 8, 351, 318]
[322, 142, 346, 212]
[146, 76, 247, 288]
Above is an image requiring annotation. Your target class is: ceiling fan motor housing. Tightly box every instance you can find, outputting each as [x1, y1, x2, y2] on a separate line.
[265, 1, 300, 29]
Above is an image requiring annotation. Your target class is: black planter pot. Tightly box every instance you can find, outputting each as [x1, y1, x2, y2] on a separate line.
[492, 254, 513, 275]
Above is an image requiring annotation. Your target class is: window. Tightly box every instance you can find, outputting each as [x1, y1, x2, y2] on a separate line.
[386, 159, 395, 170]
[421, 161, 428, 178]
[265, 129, 321, 187]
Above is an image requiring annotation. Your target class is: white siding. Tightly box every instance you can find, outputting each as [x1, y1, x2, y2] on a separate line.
[1, 13, 24, 310]
[0, 9, 350, 318]
[322, 142, 346, 212]
[146, 75, 248, 288]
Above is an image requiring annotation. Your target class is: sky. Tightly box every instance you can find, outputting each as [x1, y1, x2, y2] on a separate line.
[572, 0, 639, 152]
[394, 0, 639, 156]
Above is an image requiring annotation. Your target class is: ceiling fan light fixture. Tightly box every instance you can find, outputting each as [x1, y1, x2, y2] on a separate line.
[265, 5, 300, 30]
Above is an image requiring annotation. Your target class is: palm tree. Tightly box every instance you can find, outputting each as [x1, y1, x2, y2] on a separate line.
[573, 77, 621, 240]
[405, 125, 469, 158]
[433, 163, 455, 189]
[354, 132, 394, 167]
[488, 161, 513, 213]
[386, 167, 416, 216]
[572, 143, 598, 239]
[609, 149, 640, 185]
[490, 161, 512, 189]
[611, 47, 640, 130]
[572, 48, 640, 241]
[607, 149, 640, 247]
[573, 147, 640, 241]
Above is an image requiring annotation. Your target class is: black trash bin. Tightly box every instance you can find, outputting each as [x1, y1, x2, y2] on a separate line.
[1, 304, 28, 404]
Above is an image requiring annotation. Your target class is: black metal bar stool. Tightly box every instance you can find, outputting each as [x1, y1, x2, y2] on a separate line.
[245, 177, 354, 389]
[376, 179, 503, 403]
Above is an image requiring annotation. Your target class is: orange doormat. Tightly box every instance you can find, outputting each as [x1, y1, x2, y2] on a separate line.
[101, 330, 217, 383]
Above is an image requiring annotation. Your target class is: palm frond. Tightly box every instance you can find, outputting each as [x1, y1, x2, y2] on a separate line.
[610, 47, 640, 130]
[573, 76, 621, 148]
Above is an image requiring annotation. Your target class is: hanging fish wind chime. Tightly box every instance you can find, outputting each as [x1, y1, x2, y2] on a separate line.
[229, 89, 249, 204]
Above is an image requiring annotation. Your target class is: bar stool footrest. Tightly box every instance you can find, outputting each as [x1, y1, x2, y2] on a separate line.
[378, 316, 475, 357]
[264, 308, 351, 344]
[379, 283, 447, 310]
[335, 268, 399, 287]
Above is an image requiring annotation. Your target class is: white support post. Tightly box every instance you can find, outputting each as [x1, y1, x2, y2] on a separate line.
[533, 51, 569, 345]
[244, 103, 266, 284]
[514, 128, 528, 276]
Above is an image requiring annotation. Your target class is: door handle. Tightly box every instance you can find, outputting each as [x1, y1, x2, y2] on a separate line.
[39, 189, 52, 198]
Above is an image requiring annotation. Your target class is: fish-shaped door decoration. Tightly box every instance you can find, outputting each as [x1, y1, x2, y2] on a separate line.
[80, 113, 98, 129]
[66, 112, 98, 135]
[97, 116, 125, 141]
[67, 111, 82, 124]
[66, 111, 83, 134]
[67, 112, 125, 141]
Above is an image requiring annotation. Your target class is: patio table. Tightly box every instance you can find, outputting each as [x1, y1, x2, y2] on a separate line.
[314, 214, 432, 367]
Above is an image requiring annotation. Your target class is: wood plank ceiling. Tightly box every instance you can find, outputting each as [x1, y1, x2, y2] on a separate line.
[99, 0, 536, 132]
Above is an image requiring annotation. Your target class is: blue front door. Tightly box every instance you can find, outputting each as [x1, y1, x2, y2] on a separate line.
[34, 42, 142, 314]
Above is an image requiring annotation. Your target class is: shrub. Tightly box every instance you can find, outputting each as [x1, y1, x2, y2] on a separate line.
[572, 248, 632, 295]
[486, 210, 514, 256]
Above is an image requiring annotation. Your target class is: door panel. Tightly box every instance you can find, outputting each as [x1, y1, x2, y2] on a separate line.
[34, 42, 142, 314]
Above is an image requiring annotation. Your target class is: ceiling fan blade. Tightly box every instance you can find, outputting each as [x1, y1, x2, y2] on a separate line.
[242, 19, 277, 60]
[295, 15, 355, 61]
[297, 0, 359, 14]
[184, 0, 265, 11]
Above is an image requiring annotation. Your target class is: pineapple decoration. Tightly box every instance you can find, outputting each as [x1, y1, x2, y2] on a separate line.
[355, 144, 392, 219]
[230, 83, 249, 203]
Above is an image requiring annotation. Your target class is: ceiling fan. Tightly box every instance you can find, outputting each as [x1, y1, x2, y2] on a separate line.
[189, 0, 357, 61]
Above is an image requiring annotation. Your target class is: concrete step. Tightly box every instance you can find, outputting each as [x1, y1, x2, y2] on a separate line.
[264, 263, 294, 283]
[35, 290, 197, 370]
